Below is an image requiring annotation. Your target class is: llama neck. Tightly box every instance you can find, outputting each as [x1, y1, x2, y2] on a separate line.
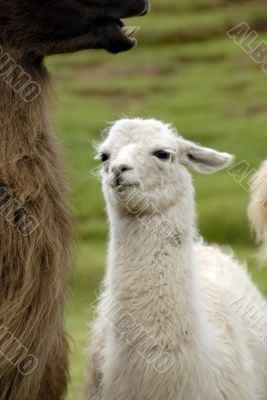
[0, 59, 67, 193]
[0, 58, 72, 398]
[106, 203, 209, 354]
[0, 58, 52, 164]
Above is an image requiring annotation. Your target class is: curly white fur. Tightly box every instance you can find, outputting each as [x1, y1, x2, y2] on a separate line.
[86, 119, 267, 400]
[248, 160, 267, 263]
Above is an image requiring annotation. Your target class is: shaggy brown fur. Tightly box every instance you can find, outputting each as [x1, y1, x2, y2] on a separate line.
[0, 63, 72, 400]
[0, 0, 148, 398]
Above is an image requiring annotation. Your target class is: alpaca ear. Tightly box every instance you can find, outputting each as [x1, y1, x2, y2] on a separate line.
[178, 140, 234, 174]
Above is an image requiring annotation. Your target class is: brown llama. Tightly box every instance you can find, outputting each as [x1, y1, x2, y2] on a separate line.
[0, 1, 149, 399]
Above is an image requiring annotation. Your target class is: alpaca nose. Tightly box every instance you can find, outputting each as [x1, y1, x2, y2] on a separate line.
[112, 164, 133, 177]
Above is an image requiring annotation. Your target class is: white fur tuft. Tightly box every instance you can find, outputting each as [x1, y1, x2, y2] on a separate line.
[248, 160, 267, 263]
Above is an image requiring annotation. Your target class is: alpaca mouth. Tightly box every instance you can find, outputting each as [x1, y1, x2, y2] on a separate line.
[111, 178, 139, 192]
[116, 183, 139, 192]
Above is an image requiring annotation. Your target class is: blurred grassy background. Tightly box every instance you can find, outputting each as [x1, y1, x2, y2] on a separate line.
[46, 0, 267, 398]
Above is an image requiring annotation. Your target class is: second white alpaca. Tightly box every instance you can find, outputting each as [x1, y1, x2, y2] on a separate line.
[86, 118, 267, 400]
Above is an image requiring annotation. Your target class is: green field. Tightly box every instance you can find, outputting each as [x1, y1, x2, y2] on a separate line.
[46, 0, 267, 397]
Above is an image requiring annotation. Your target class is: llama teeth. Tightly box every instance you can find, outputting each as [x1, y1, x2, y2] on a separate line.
[121, 26, 140, 39]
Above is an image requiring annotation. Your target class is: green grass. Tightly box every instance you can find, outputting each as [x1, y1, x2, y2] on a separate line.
[46, 0, 267, 397]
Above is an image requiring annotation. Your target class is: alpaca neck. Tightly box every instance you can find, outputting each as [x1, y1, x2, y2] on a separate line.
[106, 203, 209, 357]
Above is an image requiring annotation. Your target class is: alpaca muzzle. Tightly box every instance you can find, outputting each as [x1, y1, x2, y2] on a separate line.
[112, 171, 123, 187]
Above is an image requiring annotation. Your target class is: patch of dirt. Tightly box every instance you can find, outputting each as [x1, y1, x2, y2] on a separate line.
[149, 16, 267, 47]
[72, 84, 174, 102]
[245, 106, 267, 117]
[155, 28, 225, 46]
[225, 81, 250, 92]
[175, 53, 227, 63]
[73, 89, 144, 100]
[152, 0, 264, 14]
[69, 64, 175, 82]
[250, 19, 267, 33]
[71, 89, 145, 108]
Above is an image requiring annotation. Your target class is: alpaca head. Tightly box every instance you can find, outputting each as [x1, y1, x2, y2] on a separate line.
[97, 118, 234, 216]
[0, 0, 149, 56]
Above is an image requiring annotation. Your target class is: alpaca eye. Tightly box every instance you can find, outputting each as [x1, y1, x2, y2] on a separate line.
[153, 150, 171, 161]
[101, 153, 110, 162]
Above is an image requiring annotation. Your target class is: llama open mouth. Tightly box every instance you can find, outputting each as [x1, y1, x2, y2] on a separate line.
[113, 19, 140, 44]
[102, 9, 145, 53]
[120, 26, 140, 41]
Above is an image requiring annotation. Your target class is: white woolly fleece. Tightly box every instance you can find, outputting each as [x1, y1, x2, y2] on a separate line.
[86, 119, 267, 400]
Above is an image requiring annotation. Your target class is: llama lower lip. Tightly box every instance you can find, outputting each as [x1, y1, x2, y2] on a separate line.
[113, 19, 140, 40]
[120, 26, 140, 40]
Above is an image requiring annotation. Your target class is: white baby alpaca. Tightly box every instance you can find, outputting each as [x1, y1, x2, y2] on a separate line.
[86, 118, 267, 400]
